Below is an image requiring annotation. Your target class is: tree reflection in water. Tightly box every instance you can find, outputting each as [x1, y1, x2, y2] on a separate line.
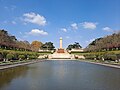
[0, 66, 28, 88]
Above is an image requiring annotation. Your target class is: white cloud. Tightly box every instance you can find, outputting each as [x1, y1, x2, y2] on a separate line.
[3, 21, 8, 24]
[11, 5, 16, 10]
[4, 6, 8, 9]
[4, 5, 16, 11]
[71, 23, 78, 30]
[103, 27, 113, 32]
[28, 29, 48, 36]
[12, 21, 16, 24]
[66, 36, 70, 39]
[82, 22, 97, 29]
[61, 28, 67, 32]
[23, 12, 46, 26]
[19, 32, 22, 34]
[23, 22, 27, 25]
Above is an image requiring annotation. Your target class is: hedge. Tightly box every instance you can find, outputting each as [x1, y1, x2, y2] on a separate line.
[84, 52, 120, 61]
[0, 49, 39, 61]
[6, 54, 14, 60]
[18, 55, 25, 60]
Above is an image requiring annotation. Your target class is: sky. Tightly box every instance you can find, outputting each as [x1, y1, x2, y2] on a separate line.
[0, 0, 120, 48]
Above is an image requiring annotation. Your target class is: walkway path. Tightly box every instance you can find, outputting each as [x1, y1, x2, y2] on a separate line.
[0, 60, 44, 70]
[79, 60, 120, 69]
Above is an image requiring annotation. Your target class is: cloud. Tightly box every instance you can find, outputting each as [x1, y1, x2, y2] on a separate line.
[4, 5, 16, 11]
[3, 21, 8, 24]
[66, 36, 70, 39]
[61, 28, 67, 32]
[4, 6, 8, 9]
[27, 29, 48, 36]
[103, 27, 113, 32]
[12, 21, 16, 24]
[19, 32, 22, 34]
[11, 5, 16, 10]
[81, 22, 97, 29]
[23, 12, 46, 26]
[71, 23, 78, 30]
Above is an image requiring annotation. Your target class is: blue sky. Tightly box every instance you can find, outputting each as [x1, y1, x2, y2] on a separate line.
[0, 0, 120, 48]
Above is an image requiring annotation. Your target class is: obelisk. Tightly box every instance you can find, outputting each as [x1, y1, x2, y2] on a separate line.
[57, 37, 64, 53]
[60, 37, 62, 49]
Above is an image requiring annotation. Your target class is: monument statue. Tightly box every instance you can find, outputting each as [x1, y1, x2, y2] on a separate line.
[60, 37, 62, 49]
[57, 37, 64, 53]
[48, 37, 75, 59]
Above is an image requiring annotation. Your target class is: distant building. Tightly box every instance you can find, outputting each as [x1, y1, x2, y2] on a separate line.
[39, 49, 50, 52]
[68, 48, 84, 53]
[38, 49, 54, 53]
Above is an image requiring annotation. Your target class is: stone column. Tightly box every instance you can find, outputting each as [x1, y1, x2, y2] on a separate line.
[60, 37, 62, 49]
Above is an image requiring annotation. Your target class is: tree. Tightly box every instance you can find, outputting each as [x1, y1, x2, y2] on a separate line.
[18, 55, 25, 60]
[85, 32, 120, 52]
[6, 54, 14, 60]
[31, 41, 43, 51]
[0, 30, 32, 51]
[67, 42, 82, 50]
[67, 44, 74, 50]
[73, 42, 82, 49]
[41, 42, 55, 50]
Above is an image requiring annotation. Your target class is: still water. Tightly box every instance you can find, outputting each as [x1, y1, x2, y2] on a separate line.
[0, 60, 120, 90]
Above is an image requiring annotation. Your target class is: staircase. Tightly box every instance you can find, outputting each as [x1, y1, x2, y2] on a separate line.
[48, 50, 75, 59]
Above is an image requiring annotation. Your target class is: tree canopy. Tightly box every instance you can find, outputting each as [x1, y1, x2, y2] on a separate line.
[31, 41, 43, 51]
[0, 29, 43, 52]
[67, 42, 82, 50]
[41, 42, 55, 50]
[85, 32, 120, 52]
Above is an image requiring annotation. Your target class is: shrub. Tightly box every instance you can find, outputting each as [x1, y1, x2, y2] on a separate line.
[1, 51, 8, 58]
[28, 55, 37, 59]
[18, 55, 25, 60]
[0, 53, 3, 61]
[103, 54, 117, 61]
[6, 54, 14, 60]
[84, 54, 96, 59]
[12, 53, 19, 60]
[0, 49, 40, 60]
[116, 54, 120, 59]
[97, 55, 104, 60]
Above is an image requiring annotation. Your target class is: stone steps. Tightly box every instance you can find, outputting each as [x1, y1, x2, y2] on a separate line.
[48, 50, 75, 59]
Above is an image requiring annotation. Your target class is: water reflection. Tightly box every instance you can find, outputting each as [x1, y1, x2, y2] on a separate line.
[0, 61, 120, 90]
[0, 66, 28, 89]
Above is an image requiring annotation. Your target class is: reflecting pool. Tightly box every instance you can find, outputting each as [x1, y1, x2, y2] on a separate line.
[0, 60, 120, 90]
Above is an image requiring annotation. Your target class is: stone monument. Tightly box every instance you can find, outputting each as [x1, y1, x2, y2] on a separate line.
[48, 37, 75, 59]
[60, 37, 62, 49]
[57, 37, 64, 53]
